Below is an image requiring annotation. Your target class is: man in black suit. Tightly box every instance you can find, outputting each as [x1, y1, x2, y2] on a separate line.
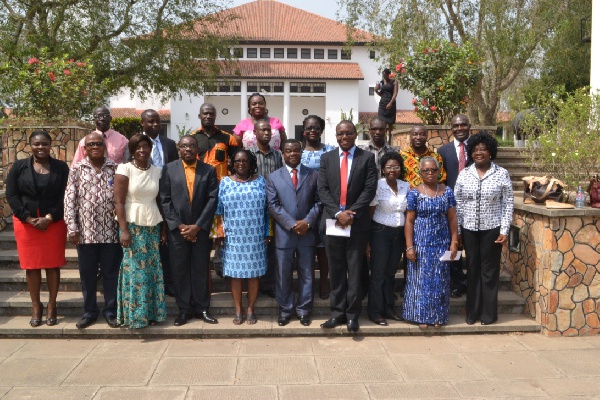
[318, 121, 377, 333]
[141, 109, 179, 297]
[160, 135, 219, 326]
[437, 114, 472, 297]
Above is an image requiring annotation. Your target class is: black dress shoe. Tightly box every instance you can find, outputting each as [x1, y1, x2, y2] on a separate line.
[320, 316, 347, 329]
[299, 315, 311, 326]
[174, 313, 192, 326]
[260, 288, 276, 298]
[278, 315, 291, 326]
[451, 288, 465, 298]
[76, 316, 97, 329]
[347, 319, 360, 333]
[195, 311, 218, 324]
[164, 286, 176, 297]
[370, 318, 388, 326]
[481, 319, 497, 326]
[105, 315, 119, 328]
[384, 312, 403, 321]
[465, 318, 476, 325]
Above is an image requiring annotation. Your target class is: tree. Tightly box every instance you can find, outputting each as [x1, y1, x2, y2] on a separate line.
[339, 0, 568, 125]
[0, 0, 238, 111]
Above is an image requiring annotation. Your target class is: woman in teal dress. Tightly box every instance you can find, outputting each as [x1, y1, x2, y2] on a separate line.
[215, 149, 271, 325]
[403, 157, 459, 329]
[114, 134, 167, 329]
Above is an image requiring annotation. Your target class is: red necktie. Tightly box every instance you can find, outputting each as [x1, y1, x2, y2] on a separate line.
[292, 168, 298, 189]
[340, 151, 349, 208]
[458, 142, 466, 172]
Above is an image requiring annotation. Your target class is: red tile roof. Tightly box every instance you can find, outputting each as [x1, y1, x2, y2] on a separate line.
[197, 0, 376, 44]
[211, 60, 363, 80]
[110, 108, 171, 121]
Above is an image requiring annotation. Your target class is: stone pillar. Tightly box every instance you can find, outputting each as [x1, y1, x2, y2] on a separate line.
[283, 82, 291, 133]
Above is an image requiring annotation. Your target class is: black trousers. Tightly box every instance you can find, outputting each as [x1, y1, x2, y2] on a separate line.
[259, 241, 277, 291]
[324, 232, 369, 321]
[168, 230, 212, 315]
[77, 243, 122, 319]
[159, 242, 174, 292]
[462, 227, 502, 323]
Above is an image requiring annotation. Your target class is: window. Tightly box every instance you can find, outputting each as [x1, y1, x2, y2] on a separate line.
[341, 49, 351, 60]
[369, 50, 376, 59]
[290, 82, 326, 93]
[328, 49, 338, 59]
[301, 48, 311, 59]
[287, 48, 297, 59]
[274, 48, 284, 58]
[314, 49, 324, 59]
[369, 87, 375, 96]
[233, 48, 243, 58]
[247, 48, 257, 58]
[260, 48, 270, 58]
[247, 82, 284, 93]
[217, 81, 242, 92]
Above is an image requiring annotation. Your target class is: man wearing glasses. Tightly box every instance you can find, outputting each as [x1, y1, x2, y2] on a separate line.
[72, 106, 129, 166]
[400, 125, 446, 188]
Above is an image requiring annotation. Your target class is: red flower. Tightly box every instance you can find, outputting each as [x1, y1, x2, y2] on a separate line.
[414, 107, 418, 112]
[423, 48, 429, 54]
[400, 69, 406, 74]
[421, 99, 428, 106]
[396, 64, 402, 72]
[47, 62, 52, 67]
[48, 72, 56, 82]
[63, 69, 71, 75]
[69, 59, 75, 63]
[82, 90, 87, 95]
[76, 62, 86, 67]
[389, 73, 396, 78]
[28, 58, 40, 65]
[411, 98, 417, 105]
[430, 106, 437, 111]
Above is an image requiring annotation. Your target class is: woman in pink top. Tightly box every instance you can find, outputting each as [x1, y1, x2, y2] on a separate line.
[233, 93, 287, 150]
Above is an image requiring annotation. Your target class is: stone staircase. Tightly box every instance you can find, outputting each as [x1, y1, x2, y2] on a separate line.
[493, 147, 537, 192]
[0, 225, 538, 337]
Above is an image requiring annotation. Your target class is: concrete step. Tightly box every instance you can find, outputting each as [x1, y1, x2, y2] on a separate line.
[0, 313, 539, 338]
[0, 288, 526, 317]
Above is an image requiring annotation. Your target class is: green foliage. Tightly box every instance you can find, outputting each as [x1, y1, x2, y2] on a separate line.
[1, 52, 109, 120]
[395, 40, 481, 124]
[524, 87, 600, 192]
[175, 125, 193, 138]
[112, 117, 141, 139]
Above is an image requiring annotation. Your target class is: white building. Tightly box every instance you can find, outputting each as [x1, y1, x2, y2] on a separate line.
[111, 0, 414, 144]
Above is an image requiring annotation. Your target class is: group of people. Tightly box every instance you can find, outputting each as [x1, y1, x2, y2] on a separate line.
[6, 94, 514, 333]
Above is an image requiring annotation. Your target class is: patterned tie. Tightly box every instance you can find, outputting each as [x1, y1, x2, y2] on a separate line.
[291, 168, 298, 189]
[340, 151, 349, 208]
[458, 141, 466, 172]
[152, 138, 163, 168]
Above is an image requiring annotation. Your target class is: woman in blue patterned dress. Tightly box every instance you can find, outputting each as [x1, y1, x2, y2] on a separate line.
[403, 157, 459, 329]
[300, 115, 335, 299]
[215, 149, 271, 325]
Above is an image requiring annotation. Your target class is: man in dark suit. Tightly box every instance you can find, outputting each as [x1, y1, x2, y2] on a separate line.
[267, 139, 322, 327]
[160, 135, 219, 326]
[437, 114, 472, 297]
[141, 109, 179, 297]
[317, 121, 377, 333]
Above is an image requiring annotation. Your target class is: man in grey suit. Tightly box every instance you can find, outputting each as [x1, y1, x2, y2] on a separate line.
[267, 139, 322, 327]
[160, 135, 219, 326]
[318, 121, 378, 333]
[437, 114, 472, 297]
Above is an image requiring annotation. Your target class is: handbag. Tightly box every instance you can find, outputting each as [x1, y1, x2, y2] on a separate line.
[522, 176, 565, 204]
[588, 176, 600, 209]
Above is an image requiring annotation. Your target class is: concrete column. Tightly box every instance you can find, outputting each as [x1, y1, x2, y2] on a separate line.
[283, 81, 291, 132]
[240, 80, 248, 120]
[591, 1, 600, 94]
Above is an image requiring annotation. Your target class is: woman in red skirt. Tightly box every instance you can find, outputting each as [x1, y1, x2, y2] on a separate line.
[6, 131, 69, 327]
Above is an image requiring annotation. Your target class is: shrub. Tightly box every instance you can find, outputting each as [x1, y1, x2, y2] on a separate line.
[112, 117, 141, 139]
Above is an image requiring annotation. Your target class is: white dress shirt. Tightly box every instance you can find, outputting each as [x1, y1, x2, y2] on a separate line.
[370, 178, 410, 227]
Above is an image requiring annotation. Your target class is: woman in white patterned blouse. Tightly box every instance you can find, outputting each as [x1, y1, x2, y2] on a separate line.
[454, 133, 514, 326]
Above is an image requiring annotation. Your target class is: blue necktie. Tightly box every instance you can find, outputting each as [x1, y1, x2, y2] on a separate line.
[152, 138, 163, 168]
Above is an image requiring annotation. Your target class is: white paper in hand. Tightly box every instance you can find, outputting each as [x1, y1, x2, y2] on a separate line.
[325, 219, 351, 237]
[439, 251, 461, 261]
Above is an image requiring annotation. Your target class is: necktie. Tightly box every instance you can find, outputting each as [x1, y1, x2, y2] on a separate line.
[458, 142, 466, 172]
[291, 168, 298, 189]
[152, 139, 163, 168]
[340, 151, 349, 208]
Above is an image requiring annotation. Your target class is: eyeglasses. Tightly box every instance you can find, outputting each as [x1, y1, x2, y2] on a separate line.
[421, 168, 439, 174]
[233, 159, 249, 164]
[335, 132, 355, 137]
[179, 144, 198, 150]
[384, 166, 401, 171]
[85, 142, 105, 148]
[305, 126, 322, 132]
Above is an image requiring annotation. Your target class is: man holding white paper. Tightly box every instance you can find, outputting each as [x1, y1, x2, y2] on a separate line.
[317, 121, 377, 334]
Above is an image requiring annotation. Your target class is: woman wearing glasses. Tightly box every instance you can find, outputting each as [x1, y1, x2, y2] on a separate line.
[300, 115, 334, 299]
[367, 152, 410, 326]
[114, 133, 167, 328]
[403, 157, 459, 329]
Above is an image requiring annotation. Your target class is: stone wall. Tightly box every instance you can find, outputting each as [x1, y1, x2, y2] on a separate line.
[503, 199, 600, 336]
[392, 126, 497, 152]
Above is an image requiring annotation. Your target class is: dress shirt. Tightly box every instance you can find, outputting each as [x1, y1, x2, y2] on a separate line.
[249, 145, 283, 178]
[285, 163, 302, 179]
[358, 141, 397, 176]
[71, 129, 129, 166]
[338, 146, 356, 181]
[400, 147, 447, 188]
[454, 138, 469, 163]
[370, 178, 410, 227]
[454, 162, 514, 235]
[144, 133, 164, 167]
[183, 160, 197, 202]
[193, 127, 239, 180]
[64, 157, 119, 244]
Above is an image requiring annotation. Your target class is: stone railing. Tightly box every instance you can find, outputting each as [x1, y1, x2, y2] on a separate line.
[391, 125, 498, 152]
[503, 198, 600, 336]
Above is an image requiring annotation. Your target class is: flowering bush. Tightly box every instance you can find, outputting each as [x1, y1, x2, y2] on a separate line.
[1, 51, 110, 120]
[394, 40, 481, 124]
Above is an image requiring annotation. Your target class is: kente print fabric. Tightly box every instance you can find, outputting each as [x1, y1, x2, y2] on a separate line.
[400, 148, 447, 189]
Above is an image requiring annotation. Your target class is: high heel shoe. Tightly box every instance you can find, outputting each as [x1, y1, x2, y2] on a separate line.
[30, 303, 44, 328]
[46, 303, 58, 326]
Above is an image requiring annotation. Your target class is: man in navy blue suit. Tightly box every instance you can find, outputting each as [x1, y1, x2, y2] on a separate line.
[267, 139, 322, 326]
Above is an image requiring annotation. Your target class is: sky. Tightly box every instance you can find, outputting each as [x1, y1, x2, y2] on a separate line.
[228, 0, 341, 21]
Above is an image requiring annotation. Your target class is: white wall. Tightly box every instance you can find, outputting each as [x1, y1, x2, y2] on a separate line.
[204, 95, 242, 128]
[324, 80, 360, 145]
[110, 87, 168, 111]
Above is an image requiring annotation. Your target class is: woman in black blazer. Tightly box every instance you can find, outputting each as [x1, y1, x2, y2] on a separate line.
[6, 131, 69, 327]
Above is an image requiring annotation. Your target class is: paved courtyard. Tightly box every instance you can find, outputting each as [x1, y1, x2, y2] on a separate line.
[0, 333, 597, 399]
